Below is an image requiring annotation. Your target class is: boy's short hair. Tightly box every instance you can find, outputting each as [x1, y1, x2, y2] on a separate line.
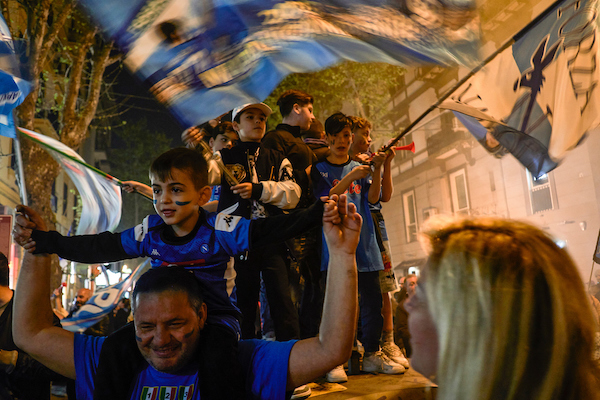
[132, 266, 204, 314]
[277, 89, 313, 118]
[302, 119, 325, 140]
[0, 252, 8, 287]
[325, 112, 353, 136]
[150, 147, 208, 190]
[350, 116, 372, 132]
[212, 121, 236, 140]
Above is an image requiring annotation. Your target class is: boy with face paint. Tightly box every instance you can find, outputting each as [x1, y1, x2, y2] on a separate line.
[210, 103, 303, 343]
[312, 112, 405, 379]
[18, 147, 326, 399]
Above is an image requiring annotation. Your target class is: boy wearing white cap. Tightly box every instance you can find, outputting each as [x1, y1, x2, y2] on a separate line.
[208, 103, 303, 343]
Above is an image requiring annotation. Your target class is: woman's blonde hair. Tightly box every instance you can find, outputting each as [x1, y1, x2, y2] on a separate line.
[421, 217, 599, 400]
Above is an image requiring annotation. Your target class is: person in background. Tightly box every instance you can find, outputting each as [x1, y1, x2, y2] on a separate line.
[108, 298, 131, 334]
[0, 251, 66, 399]
[395, 274, 417, 357]
[406, 217, 600, 399]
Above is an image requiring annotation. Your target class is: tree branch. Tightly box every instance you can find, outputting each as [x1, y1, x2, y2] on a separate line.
[39, 0, 76, 66]
[61, 29, 95, 133]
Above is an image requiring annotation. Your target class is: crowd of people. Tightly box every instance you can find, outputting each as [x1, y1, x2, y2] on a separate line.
[4, 88, 600, 400]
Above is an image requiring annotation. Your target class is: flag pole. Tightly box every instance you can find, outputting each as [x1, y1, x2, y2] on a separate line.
[12, 113, 27, 205]
[17, 127, 153, 201]
[379, 0, 564, 153]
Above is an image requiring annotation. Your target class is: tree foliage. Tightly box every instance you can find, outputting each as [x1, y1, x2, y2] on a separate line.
[3, 0, 120, 286]
[264, 61, 406, 139]
[107, 118, 172, 231]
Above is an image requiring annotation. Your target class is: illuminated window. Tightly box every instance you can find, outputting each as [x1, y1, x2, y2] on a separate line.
[449, 168, 470, 215]
[403, 190, 418, 243]
[528, 172, 555, 213]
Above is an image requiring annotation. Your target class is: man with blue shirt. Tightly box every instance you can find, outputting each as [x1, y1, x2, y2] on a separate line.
[12, 194, 360, 400]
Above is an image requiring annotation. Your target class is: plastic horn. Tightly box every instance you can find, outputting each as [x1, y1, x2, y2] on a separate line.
[194, 139, 240, 186]
[394, 142, 415, 153]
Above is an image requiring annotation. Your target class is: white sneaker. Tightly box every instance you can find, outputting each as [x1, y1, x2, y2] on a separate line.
[362, 351, 405, 374]
[326, 364, 348, 383]
[381, 342, 410, 369]
[290, 384, 311, 399]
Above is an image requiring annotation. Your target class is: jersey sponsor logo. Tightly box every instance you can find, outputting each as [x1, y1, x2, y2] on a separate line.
[200, 243, 209, 254]
[215, 213, 241, 232]
[332, 179, 362, 194]
[159, 386, 177, 400]
[178, 384, 194, 400]
[151, 249, 160, 256]
[141, 386, 158, 400]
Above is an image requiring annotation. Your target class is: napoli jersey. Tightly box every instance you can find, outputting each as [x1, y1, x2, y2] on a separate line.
[74, 334, 295, 400]
[120, 211, 251, 331]
[312, 159, 383, 272]
[209, 185, 221, 202]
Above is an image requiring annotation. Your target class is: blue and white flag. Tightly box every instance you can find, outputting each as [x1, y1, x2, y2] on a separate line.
[79, 0, 480, 128]
[61, 260, 148, 333]
[18, 127, 122, 235]
[441, 0, 600, 178]
[0, 13, 30, 138]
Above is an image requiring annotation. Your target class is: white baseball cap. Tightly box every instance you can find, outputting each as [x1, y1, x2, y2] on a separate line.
[232, 103, 272, 122]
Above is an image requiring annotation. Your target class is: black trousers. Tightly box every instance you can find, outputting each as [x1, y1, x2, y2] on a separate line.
[235, 243, 300, 341]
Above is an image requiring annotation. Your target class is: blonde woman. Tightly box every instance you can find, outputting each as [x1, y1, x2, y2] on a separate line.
[405, 217, 600, 400]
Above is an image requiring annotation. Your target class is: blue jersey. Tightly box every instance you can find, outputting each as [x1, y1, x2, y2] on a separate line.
[209, 185, 221, 202]
[312, 159, 383, 272]
[120, 212, 251, 331]
[74, 334, 295, 400]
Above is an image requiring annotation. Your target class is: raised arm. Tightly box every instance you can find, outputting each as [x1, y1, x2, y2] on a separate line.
[12, 207, 76, 379]
[121, 180, 152, 199]
[286, 194, 361, 389]
[13, 205, 129, 262]
[329, 165, 371, 197]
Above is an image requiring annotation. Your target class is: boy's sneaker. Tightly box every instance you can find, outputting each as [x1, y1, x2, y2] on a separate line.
[362, 351, 405, 374]
[381, 342, 410, 369]
[326, 364, 348, 383]
[291, 384, 311, 399]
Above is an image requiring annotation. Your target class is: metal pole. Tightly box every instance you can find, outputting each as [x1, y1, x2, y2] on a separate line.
[12, 132, 27, 205]
[379, 0, 564, 153]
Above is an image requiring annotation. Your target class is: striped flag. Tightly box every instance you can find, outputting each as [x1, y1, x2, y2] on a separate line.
[78, 0, 480, 128]
[60, 260, 148, 333]
[141, 387, 159, 400]
[440, 0, 600, 178]
[159, 387, 177, 400]
[0, 13, 30, 138]
[18, 127, 121, 235]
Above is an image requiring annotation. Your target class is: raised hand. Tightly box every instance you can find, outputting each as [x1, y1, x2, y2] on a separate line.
[13, 205, 47, 253]
[321, 194, 362, 255]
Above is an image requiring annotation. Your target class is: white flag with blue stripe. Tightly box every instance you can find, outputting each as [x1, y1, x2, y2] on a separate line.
[61, 261, 148, 333]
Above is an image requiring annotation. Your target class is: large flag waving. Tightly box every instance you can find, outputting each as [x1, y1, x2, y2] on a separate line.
[78, 0, 480, 128]
[0, 13, 30, 138]
[440, 0, 600, 178]
[18, 128, 122, 235]
[61, 260, 148, 333]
